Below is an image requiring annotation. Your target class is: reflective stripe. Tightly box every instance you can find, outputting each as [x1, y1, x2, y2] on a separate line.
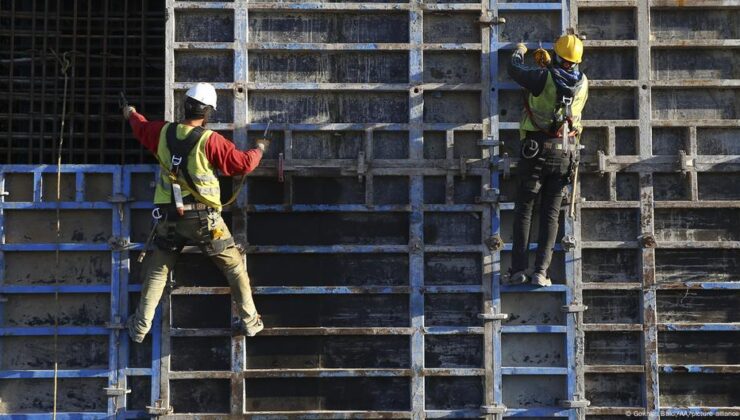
[191, 173, 218, 184]
[520, 72, 588, 139]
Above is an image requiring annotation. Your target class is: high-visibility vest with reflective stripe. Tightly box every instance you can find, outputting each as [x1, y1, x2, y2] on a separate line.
[520, 71, 589, 139]
[153, 123, 222, 209]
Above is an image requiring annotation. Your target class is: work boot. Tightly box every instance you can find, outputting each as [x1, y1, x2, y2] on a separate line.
[126, 317, 145, 344]
[232, 315, 264, 337]
[504, 269, 529, 285]
[531, 271, 552, 287]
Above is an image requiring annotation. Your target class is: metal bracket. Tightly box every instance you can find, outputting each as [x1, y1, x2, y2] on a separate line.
[499, 153, 511, 179]
[357, 151, 366, 182]
[678, 150, 693, 175]
[478, 311, 509, 321]
[459, 157, 467, 180]
[479, 12, 506, 26]
[476, 187, 499, 204]
[485, 234, 504, 251]
[409, 238, 423, 253]
[560, 399, 591, 409]
[480, 404, 507, 414]
[478, 136, 499, 147]
[107, 194, 133, 203]
[278, 152, 285, 183]
[639, 233, 657, 248]
[561, 235, 577, 252]
[0, 190, 9, 197]
[561, 304, 588, 313]
[234, 82, 246, 100]
[597, 150, 607, 175]
[105, 316, 126, 330]
[103, 386, 131, 397]
[147, 400, 173, 416]
[108, 236, 132, 251]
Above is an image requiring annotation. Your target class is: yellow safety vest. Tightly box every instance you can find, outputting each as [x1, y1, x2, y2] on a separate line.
[520, 71, 589, 140]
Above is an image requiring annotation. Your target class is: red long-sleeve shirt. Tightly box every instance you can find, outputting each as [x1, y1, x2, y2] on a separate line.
[128, 111, 262, 176]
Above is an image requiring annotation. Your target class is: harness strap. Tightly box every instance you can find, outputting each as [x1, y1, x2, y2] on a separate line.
[523, 93, 578, 139]
[165, 124, 204, 202]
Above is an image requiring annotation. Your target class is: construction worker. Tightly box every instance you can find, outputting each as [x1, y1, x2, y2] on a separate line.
[507, 34, 588, 287]
[122, 82, 269, 342]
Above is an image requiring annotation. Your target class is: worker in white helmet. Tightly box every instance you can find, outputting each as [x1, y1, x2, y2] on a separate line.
[122, 82, 270, 342]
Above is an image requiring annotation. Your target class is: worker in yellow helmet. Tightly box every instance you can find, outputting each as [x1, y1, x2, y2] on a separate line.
[506, 34, 589, 287]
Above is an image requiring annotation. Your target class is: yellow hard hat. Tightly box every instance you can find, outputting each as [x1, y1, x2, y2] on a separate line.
[554, 34, 583, 64]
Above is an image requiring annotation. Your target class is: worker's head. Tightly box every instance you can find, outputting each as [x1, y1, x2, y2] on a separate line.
[554, 34, 583, 68]
[184, 82, 218, 121]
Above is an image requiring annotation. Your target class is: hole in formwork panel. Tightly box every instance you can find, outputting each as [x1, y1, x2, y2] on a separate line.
[423, 12, 480, 43]
[3, 173, 33, 202]
[244, 378, 411, 411]
[586, 373, 643, 407]
[0, 378, 107, 412]
[424, 212, 481, 245]
[248, 177, 283, 204]
[581, 48, 637, 80]
[653, 88, 738, 120]
[245, 336, 410, 369]
[425, 294, 483, 327]
[499, 12, 560, 43]
[249, 93, 408, 123]
[583, 89, 636, 120]
[502, 293, 565, 326]
[373, 131, 409, 159]
[293, 177, 365, 204]
[175, 10, 234, 42]
[657, 290, 740, 323]
[247, 254, 409, 287]
[425, 253, 481, 286]
[500, 210, 565, 244]
[290, 131, 359, 159]
[424, 51, 481, 83]
[172, 337, 230, 371]
[616, 173, 639, 201]
[425, 335, 483, 368]
[249, 12, 409, 43]
[652, 128, 687, 155]
[424, 176, 447, 204]
[126, 377, 151, 411]
[5, 210, 111, 243]
[579, 173, 610, 201]
[374, 176, 409, 204]
[578, 128, 607, 158]
[502, 334, 565, 367]
[3, 251, 111, 285]
[698, 173, 740, 201]
[582, 249, 640, 283]
[499, 251, 566, 282]
[425, 377, 484, 410]
[248, 212, 408, 245]
[171, 379, 230, 413]
[502, 375, 566, 408]
[175, 90, 233, 123]
[256, 295, 410, 327]
[615, 127, 637, 155]
[578, 9, 636, 40]
[655, 209, 740, 242]
[583, 290, 641, 324]
[249, 130, 285, 159]
[653, 173, 689, 201]
[175, 50, 234, 82]
[498, 90, 524, 123]
[580, 209, 639, 242]
[3, 294, 109, 327]
[454, 131, 482, 159]
[652, 49, 739, 80]
[424, 92, 481, 124]
[659, 332, 740, 365]
[585, 332, 642, 365]
[499, 130, 519, 157]
[84, 173, 113, 201]
[40, 173, 75, 201]
[651, 9, 739, 41]
[172, 295, 231, 328]
[660, 374, 740, 407]
[249, 52, 409, 84]
[656, 249, 740, 283]
[697, 128, 740, 155]
[423, 131, 446, 159]
[131, 172, 157, 202]
[1, 336, 108, 370]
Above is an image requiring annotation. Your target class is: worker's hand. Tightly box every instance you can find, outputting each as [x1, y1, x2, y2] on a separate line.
[122, 105, 136, 120]
[534, 48, 551, 67]
[515, 43, 528, 55]
[255, 137, 271, 153]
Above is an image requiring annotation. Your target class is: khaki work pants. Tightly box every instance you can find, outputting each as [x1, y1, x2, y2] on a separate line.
[128, 211, 258, 341]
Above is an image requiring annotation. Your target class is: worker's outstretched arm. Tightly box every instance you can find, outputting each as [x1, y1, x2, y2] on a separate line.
[125, 109, 166, 154]
[507, 44, 549, 97]
[205, 133, 264, 176]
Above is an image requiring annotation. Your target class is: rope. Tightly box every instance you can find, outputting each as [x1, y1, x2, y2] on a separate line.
[50, 48, 71, 420]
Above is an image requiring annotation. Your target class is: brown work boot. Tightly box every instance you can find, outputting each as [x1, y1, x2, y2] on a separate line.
[503, 269, 529, 285]
[126, 317, 145, 343]
[232, 315, 264, 337]
[531, 271, 552, 287]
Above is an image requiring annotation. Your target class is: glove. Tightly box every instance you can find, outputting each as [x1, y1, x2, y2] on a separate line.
[122, 105, 136, 119]
[534, 48, 551, 67]
[515, 43, 528, 55]
[255, 137, 271, 153]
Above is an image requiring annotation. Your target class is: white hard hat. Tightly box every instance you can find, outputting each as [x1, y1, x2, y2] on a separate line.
[185, 82, 217, 110]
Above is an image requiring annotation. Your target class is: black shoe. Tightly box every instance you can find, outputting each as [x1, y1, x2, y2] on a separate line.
[231, 316, 264, 337]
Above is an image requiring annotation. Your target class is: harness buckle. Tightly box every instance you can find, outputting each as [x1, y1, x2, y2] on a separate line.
[521, 138, 540, 159]
[171, 155, 182, 167]
[152, 207, 163, 220]
[561, 96, 573, 107]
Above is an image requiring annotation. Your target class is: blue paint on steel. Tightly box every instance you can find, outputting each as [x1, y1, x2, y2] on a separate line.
[0, 326, 110, 336]
[501, 367, 569, 375]
[0, 285, 112, 294]
[150, 305, 162, 411]
[502, 325, 567, 333]
[498, 3, 562, 11]
[0, 370, 110, 379]
[505, 407, 571, 417]
[663, 323, 740, 331]
[0, 413, 109, 419]
[501, 284, 569, 292]
[0, 243, 112, 251]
